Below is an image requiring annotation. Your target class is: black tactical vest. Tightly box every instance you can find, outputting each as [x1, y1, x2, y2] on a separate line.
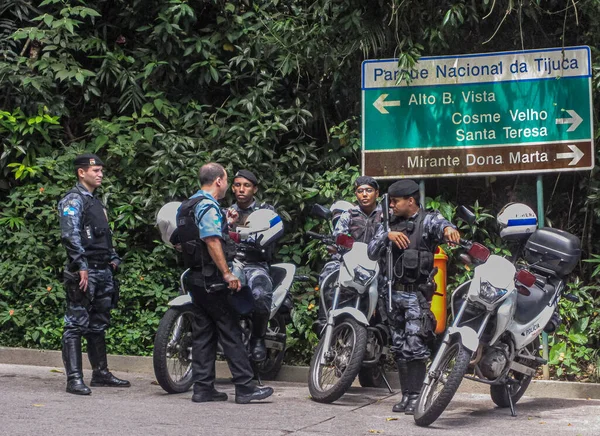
[67, 188, 113, 262]
[177, 195, 236, 276]
[348, 207, 382, 243]
[390, 209, 435, 284]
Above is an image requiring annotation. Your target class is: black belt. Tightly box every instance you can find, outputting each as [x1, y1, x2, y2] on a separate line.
[394, 283, 420, 292]
[89, 262, 109, 270]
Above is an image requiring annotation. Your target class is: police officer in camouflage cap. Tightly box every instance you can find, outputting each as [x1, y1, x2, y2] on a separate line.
[58, 153, 130, 395]
[368, 179, 460, 414]
[225, 169, 283, 362]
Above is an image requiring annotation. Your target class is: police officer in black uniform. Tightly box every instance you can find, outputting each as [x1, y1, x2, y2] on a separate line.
[314, 176, 383, 334]
[176, 163, 273, 404]
[225, 170, 282, 362]
[368, 179, 460, 414]
[58, 154, 130, 395]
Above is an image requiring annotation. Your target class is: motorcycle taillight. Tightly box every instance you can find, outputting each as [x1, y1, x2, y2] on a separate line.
[336, 234, 354, 249]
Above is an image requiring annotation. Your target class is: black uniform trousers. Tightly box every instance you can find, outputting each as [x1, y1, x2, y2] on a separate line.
[188, 274, 254, 391]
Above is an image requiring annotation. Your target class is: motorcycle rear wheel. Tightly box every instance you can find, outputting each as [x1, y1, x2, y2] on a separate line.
[358, 366, 385, 388]
[153, 306, 195, 394]
[490, 338, 539, 408]
[308, 318, 368, 403]
[414, 341, 472, 427]
[256, 313, 287, 380]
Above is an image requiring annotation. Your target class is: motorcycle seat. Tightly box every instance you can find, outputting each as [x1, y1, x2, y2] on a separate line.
[514, 282, 555, 325]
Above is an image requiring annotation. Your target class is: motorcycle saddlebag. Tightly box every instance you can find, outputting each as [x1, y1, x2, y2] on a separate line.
[524, 227, 581, 276]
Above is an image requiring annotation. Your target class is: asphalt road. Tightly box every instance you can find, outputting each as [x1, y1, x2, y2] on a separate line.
[1, 363, 599, 436]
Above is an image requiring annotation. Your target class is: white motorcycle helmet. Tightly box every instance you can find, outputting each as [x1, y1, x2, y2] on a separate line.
[497, 203, 537, 240]
[237, 209, 284, 247]
[156, 201, 182, 246]
[330, 200, 353, 228]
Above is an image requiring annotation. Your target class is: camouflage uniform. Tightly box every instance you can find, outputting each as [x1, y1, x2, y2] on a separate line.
[368, 206, 455, 413]
[59, 180, 128, 393]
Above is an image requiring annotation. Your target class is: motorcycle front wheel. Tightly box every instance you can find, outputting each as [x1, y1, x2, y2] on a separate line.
[414, 340, 472, 427]
[308, 318, 368, 403]
[153, 306, 195, 394]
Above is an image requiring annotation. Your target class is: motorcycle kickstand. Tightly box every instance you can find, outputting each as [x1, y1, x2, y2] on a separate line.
[380, 367, 394, 394]
[505, 383, 517, 417]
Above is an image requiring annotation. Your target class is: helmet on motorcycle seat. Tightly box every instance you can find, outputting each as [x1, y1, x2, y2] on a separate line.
[330, 200, 353, 228]
[497, 203, 537, 240]
[156, 201, 182, 246]
[238, 209, 284, 247]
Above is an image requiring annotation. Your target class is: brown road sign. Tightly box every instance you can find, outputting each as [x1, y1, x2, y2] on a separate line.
[364, 141, 593, 179]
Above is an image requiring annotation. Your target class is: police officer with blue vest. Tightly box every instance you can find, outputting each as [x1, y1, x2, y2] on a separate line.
[368, 179, 460, 414]
[176, 163, 273, 404]
[58, 154, 130, 395]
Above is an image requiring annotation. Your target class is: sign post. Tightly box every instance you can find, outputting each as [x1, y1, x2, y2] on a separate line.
[362, 46, 594, 179]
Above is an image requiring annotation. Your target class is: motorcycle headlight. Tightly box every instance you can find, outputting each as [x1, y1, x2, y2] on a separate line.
[479, 280, 507, 304]
[353, 265, 376, 286]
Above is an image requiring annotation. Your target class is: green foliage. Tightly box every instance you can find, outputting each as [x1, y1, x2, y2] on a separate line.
[1, 0, 600, 380]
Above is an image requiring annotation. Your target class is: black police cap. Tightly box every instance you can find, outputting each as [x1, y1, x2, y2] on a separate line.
[388, 179, 419, 197]
[234, 169, 258, 186]
[74, 153, 104, 168]
[354, 176, 379, 190]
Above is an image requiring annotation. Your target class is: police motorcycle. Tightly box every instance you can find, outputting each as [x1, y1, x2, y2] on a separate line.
[414, 203, 581, 427]
[307, 202, 394, 404]
[153, 202, 297, 394]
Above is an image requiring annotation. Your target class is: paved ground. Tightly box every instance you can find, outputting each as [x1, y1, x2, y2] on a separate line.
[1, 363, 599, 436]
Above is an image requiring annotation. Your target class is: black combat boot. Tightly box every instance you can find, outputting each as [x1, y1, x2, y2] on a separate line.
[62, 337, 91, 395]
[392, 360, 409, 413]
[86, 334, 131, 387]
[249, 313, 269, 362]
[191, 383, 228, 403]
[404, 359, 427, 415]
[235, 383, 274, 404]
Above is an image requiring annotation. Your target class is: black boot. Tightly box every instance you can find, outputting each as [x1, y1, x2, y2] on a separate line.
[86, 334, 131, 387]
[404, 359, 427, 415]
[249, 313, 269, 362]
[192, 383, 228, 403]
[392, 360, 409, 413]
[62, 337, 91, 395]
[235, 383, 274, 404]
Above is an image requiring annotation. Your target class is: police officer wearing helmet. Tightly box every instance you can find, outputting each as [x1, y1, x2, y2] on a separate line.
[58, 153, 130, 395]
[176, 163, 273, 404]
[314, 176, 383, 334]
[225, 169, 283, 362]
[368, 179, 460, 415]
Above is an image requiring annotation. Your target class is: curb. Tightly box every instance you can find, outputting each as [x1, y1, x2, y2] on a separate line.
[2, 346, 600, 400]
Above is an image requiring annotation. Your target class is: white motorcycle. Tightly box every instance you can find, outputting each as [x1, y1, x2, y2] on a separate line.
[152, 202, 300, 393]
[414, 204, 581, 426]
[307, 204, 393, 404]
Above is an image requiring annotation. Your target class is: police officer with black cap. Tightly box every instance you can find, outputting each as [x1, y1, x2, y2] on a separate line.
[176, 163, 273, 404]
[225, 169, 282, 362]
[368, 179, 460, 414]
[58, 154, 130, 395]
[314, 176, 383, 334]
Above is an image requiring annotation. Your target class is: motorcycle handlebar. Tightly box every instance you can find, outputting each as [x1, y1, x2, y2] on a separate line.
[306, 231, 332, 242]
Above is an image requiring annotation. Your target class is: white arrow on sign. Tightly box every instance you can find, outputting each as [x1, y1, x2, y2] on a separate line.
[373, 94, 401, 114]
[556, 144, 584, 166]
[555, 110, 583, 132]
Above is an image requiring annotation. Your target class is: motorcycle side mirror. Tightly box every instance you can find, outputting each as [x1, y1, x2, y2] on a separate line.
[457, 205, 476, 225]
[310, 204, 332, 219]
[336, 234, 354, 249]
[515, 269, 536, 287]
[467, 242, 490, 262]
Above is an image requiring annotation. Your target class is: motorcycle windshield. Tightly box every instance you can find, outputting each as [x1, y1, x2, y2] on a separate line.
[342, 242, 379, 273]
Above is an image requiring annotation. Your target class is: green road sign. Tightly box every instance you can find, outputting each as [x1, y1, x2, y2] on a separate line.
[361, 46, 594, 178]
